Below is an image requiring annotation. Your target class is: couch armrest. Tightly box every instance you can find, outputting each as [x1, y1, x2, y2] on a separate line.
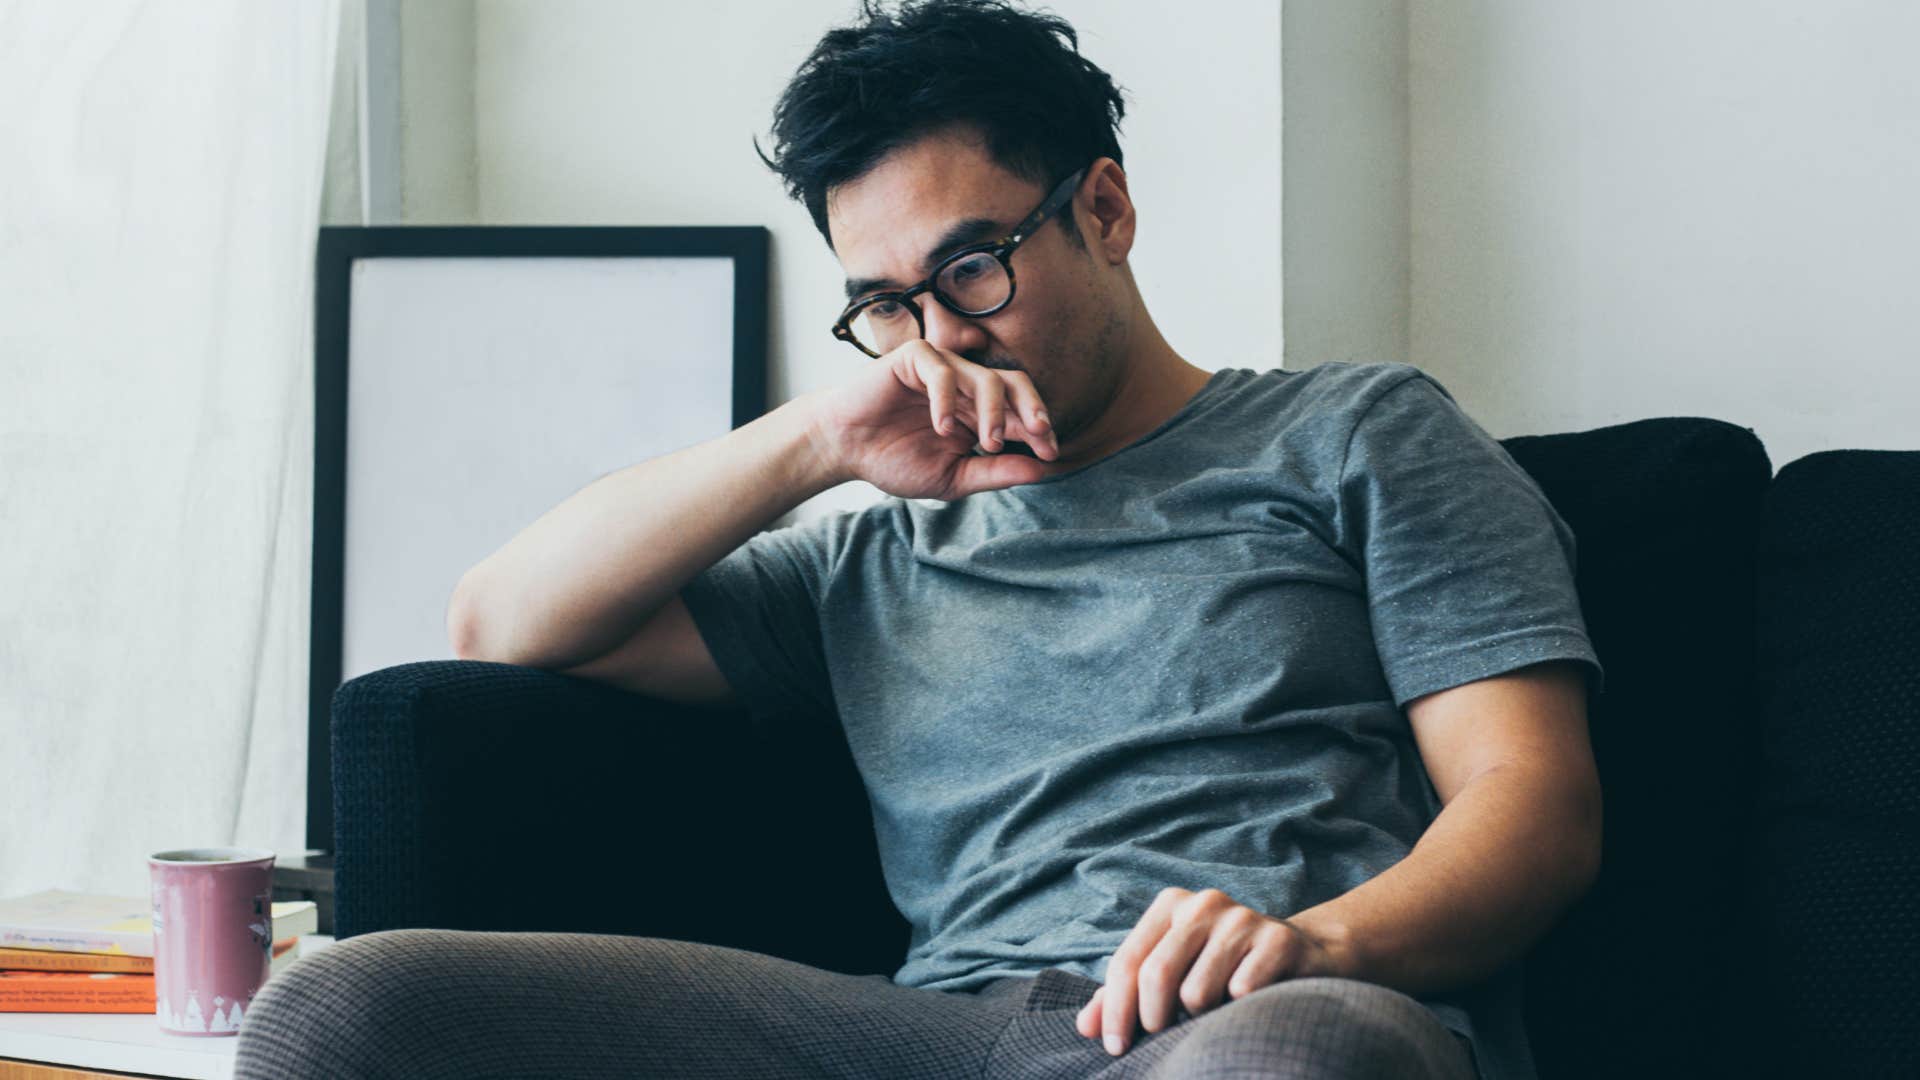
[330, 659, 909, 976]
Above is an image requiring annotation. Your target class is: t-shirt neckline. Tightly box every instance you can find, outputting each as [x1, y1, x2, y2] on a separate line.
[1002, 366, 1245, 490]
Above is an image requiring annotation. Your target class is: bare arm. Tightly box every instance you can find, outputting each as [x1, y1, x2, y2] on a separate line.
[1082, 660, 1601, 1053]
[447, 342, 1060, 703]
[446, 400, 840, 678]
[1284, 658, 1602, 990]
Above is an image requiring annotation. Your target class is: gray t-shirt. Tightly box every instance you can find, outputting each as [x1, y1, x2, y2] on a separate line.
[681, 360, 1604, 1080]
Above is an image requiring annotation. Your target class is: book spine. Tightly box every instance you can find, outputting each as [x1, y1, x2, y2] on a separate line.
[0, 972, 157, 1013]
[0, 903, 312, 961]
[0, 928, 151, 959]
[270, 905, 320, 940]
[0, 946, 154, 974]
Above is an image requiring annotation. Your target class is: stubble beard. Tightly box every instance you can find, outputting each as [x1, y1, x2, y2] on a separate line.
[968, 306, 1127, 456]
[1038, 306, 1128, 448]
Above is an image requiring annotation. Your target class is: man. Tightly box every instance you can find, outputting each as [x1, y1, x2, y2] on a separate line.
[236, 2, 1603, 1078]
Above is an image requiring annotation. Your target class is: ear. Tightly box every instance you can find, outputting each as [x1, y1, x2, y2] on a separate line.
[1080, 158, 1135, 265]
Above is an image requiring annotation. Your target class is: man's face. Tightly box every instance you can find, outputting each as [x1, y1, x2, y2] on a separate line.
[826, 127, 1128, 447]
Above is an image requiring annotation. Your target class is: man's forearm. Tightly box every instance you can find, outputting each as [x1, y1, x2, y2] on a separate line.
[1286, 763, 1602, 997]
[448, 397, 843, 670]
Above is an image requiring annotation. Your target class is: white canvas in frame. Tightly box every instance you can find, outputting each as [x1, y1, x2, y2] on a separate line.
[339, 254, 736, 685]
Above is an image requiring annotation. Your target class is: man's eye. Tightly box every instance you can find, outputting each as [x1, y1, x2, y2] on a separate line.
[868, 300, 907, 320]
[948, 253, 991, 281]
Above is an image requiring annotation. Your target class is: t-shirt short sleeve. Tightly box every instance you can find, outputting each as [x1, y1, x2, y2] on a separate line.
[1336, 370, 1606, 708]
[678, 513, 846, 722]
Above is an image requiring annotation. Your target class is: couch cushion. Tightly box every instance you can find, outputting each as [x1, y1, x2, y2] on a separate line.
[331, 659, 910, 976]
[1755, 450, 1920, 1076]
[1498, 417, 1771, 1079]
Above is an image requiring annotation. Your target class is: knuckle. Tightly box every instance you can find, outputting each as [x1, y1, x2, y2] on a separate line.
[1137, 961, 1172, 996]
[1218, 905, 1256, 931]
[1179, 889, 1224, 918]
[1157, 886, 1189, 905]
[1179, 982, 1210, 1014]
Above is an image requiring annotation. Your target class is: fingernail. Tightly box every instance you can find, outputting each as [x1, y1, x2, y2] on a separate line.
[1105, 1034, 1125, 1056]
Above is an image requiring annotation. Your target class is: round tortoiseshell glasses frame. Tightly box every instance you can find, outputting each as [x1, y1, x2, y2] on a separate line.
[831, 165, 1090, 358]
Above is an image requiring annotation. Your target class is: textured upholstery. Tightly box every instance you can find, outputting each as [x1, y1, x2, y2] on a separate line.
[1754, 450, 1920, 1076]
[330, 659, 908, 976]
[1499, 418, 1771, 1079]
[327, 420, 1916, 1077]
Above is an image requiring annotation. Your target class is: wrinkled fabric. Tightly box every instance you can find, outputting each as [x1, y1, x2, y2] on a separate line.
[682, 360, 1604, 1080]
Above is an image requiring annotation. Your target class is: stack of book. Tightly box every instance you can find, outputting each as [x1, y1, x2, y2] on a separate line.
[0, 889, 319, 1014]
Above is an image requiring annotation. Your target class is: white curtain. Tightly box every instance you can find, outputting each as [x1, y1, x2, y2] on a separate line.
[0, 1, 344, 899]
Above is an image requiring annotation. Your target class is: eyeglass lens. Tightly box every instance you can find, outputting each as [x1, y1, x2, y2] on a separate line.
[847, 251, 1010, 355]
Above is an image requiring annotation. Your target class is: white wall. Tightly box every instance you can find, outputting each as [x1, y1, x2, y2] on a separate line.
[399, 0, 478, 220]
[1282, 0, 1409, 372]
[445, 0, 1280, 520]
[1409, 1, 1920, 465]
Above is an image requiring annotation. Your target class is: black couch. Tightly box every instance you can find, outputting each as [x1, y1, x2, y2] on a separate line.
[327, 417, 1918, 1078]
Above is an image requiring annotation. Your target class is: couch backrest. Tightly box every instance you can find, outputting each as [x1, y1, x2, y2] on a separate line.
[1751, 449, 1920, 1076]
[1499, 418, 1772, 1079]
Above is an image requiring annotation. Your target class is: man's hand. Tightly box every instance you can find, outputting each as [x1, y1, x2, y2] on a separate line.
[798, 340, 1061, 501]
[1075, 887, 1350, 1056]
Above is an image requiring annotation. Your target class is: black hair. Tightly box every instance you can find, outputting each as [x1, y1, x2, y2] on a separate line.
[754, 0, 1128, 251]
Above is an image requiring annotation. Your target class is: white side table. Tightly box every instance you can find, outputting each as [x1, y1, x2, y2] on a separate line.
[0, 935, 335, 1080]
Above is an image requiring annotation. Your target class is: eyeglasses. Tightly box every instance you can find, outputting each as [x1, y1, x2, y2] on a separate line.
[831, 165, 1089, 358]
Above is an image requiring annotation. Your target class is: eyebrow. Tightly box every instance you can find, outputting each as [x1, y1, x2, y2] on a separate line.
[843, 216, 1008, 302]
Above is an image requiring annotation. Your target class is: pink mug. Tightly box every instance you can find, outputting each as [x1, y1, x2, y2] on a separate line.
[147, 847, 276, 1035]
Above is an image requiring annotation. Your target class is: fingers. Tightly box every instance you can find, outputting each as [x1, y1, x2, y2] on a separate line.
[1083, 889, 1278, 1056]
[1075, 985, 1105, 1038]
[1098, 886, 1183, 1055]
[953, 407, 1054, 460]
[968, 365, 1009, 452]
[899, 343, 1057, 458]
[1134, 902, 1219, 1034]
[1228, 921, 1302, 998]
[1180, 906, 1263, 1015]
[1078, 936, 1272, 1044]
[907, 349, 960, 437]
[946, 447, 1049, 498]
[996, 368, 1054, 454]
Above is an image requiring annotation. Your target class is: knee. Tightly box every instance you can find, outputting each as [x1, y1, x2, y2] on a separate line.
[1157, 977, 1459, 1080]
[233, 929, 454, 1080]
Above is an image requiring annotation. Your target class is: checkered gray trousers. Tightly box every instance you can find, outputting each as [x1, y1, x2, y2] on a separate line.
[233, 929, 1477, 1079]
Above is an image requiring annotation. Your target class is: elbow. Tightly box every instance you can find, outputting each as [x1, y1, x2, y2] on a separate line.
[448, 611, 479, 661]
[447, 602, 480, 661]
[445, 574, 494, 661]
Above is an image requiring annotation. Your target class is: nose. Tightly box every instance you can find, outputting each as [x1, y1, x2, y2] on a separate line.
[920, 295, 991, 356]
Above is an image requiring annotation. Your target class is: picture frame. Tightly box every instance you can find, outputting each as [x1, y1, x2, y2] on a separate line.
[307, 225, 769, 854]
